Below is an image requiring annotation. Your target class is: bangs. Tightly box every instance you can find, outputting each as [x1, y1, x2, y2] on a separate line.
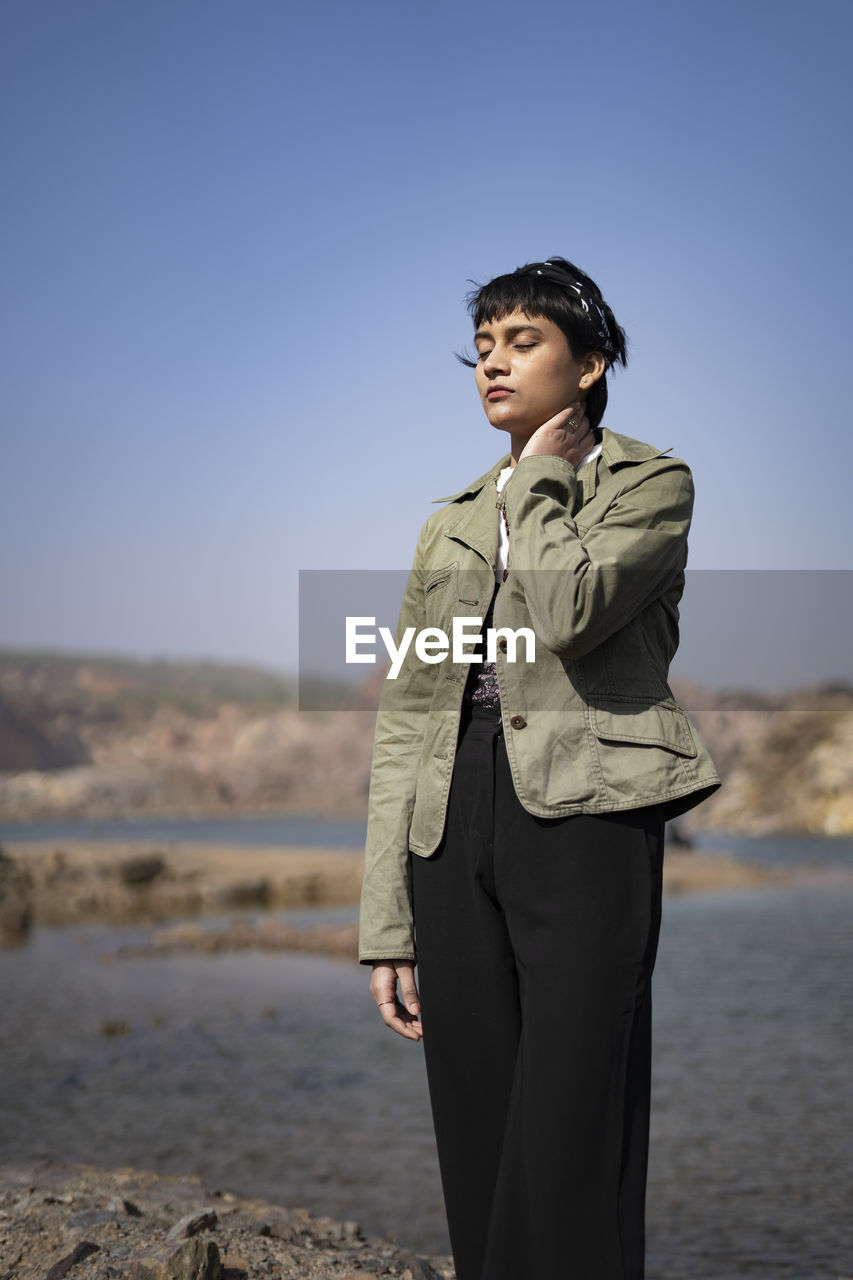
[468, 273, 563, 328]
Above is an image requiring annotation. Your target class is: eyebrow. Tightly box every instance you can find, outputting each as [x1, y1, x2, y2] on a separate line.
[473, 323, 545, 343]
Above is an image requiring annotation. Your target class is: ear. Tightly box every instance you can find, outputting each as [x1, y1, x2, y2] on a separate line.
[578, 352, 606, 391]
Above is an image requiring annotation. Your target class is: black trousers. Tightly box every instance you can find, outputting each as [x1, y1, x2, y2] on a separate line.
[411, 705, 665, 1280]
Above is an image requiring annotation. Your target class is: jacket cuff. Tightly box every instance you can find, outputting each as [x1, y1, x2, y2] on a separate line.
[358, 951, 417, 966]
[504, 452, 578, 514]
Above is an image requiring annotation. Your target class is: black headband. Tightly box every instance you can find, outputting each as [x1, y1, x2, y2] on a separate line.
[519, 261, 615, 357]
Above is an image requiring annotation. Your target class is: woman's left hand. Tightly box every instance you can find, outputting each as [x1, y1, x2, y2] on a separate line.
[518, 401, 594, 469]
[369, 960, 424, 1041]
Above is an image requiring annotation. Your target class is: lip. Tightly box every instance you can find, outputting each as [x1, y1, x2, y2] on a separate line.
[486, 385, 514, 401]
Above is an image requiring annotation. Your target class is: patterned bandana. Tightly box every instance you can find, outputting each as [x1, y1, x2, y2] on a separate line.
[520, 261, 615, 358]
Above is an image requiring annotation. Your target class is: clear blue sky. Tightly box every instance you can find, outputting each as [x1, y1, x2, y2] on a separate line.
[1, 0, 851, 686]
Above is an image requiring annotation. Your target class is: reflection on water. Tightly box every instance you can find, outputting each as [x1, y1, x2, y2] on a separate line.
[2, 877, 852, 1276]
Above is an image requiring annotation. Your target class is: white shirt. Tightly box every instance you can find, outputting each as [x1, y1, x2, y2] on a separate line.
[494, 440, 602, 581]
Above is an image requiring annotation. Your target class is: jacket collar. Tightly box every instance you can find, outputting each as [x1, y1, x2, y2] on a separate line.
[430, 453, 513, 505]
[430, 454, 511, 573]
[599, 427, 673, 468]
[427, 430, 673, 573]
[430, 427, 672, 507]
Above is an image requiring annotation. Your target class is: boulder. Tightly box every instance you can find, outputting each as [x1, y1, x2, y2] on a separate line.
[118, 854, 166, 886]
[129, 1236, 221, 1279]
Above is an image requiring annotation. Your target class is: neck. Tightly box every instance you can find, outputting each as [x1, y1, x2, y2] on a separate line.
[508, 432, 528, 467]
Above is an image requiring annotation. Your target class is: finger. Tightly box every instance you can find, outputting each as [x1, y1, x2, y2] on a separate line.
[554, 401, 585, 433]
[369, 976, 396, 1006]
[396, 969, 421, 1016]
[380, 1000, 424, 1041]
[368, 961, 398, 1006]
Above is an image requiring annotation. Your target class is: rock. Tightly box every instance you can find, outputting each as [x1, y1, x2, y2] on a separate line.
[206, 878, 270, 908]
[0, 848, 33, 944]
[254, 1206, 303, 1242]
[99, 1194, 142, 1216]
[165, 1208, 219, 1240]
[129, 1236, 221, 1279]
[46, 1239, 100, 1278]
[219, 1252, 251, 1274]
[118, 855, 166, 886]
[11, 1188, 37, 1212]
[0, 1159, 453, 1280]
[394, 1253, 443, 1280]
[64, 1208, 122, 1231]
[98, 1020, 131, 1037]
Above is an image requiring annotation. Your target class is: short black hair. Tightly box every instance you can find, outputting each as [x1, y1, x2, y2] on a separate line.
[458, 256, 628, 432]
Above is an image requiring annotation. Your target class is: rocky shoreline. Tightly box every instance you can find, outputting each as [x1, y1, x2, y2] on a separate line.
[0, 1161, 453, 1280]
[0, 839, 792, 954]
[0, 841, 364, 942]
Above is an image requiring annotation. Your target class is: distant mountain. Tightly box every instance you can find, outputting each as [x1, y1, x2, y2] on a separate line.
[0, 650, 372, 820]
[0, 651, 851, 834]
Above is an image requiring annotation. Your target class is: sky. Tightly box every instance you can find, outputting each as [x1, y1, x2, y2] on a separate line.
[1, 0, 851, 689]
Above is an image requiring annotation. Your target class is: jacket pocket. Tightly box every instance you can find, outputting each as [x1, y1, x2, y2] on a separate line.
[423, 564, 458, 629]
[589, 697, 698, 758]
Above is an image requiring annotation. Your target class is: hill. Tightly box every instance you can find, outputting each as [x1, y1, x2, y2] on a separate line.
[1, 651, 851, 834]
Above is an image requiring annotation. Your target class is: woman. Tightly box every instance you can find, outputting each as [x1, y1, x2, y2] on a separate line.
[358, 257, 720, 1280]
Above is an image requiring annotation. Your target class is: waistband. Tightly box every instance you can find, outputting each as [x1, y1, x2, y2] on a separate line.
[458, 701, 503, 736]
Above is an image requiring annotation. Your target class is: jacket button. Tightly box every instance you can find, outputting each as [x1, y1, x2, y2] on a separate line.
[509, 714, 527, 730]
[498, 637, 508, 654]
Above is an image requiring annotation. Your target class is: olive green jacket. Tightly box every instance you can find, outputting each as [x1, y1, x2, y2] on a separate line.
[358, 428, 721, 963]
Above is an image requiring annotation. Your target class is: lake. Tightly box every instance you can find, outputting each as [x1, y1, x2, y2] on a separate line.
[1, 827, 851, 1277]
[2, 810, 852, 872]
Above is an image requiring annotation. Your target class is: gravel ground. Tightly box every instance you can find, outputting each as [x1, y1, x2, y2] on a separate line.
[0, 1161, 454, 1280]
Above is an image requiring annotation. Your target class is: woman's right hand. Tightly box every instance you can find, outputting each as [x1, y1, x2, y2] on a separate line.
[369, 960, 423, 1041]
[517, 400, 594, 469]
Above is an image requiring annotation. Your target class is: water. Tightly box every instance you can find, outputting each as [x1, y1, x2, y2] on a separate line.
[3, 811, 852, 875]
[691, 828, 853, 871]
[0, 917, 444, 1246]
[648, 882, 853, 1278]
[0, 812, 369, 848]
[1, 858, 852, 1276]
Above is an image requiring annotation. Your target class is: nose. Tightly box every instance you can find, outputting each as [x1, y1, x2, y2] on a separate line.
[482, 343, 510, 377]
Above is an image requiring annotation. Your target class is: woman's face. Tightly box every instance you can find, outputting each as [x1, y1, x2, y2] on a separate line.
[473, 310, 589, 440]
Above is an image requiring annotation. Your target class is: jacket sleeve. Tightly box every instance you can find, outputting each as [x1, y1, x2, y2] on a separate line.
[358, 516, 438, 964]
[501, 452, 694, 660]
